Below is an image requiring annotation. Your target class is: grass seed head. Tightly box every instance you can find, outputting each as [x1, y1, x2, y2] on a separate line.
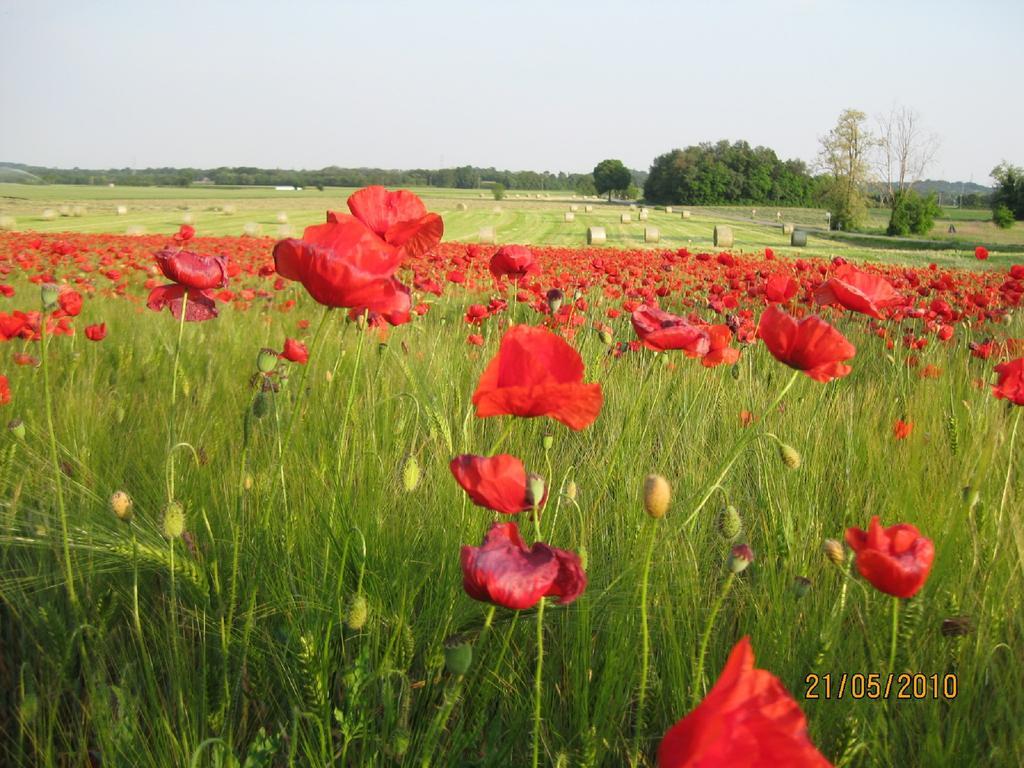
[779, 443, 802, 470]
[162, 501, 185, 539]
[346, 594, 369, 630]
[400, 453, 421, 492]
[822, 538, 845, 566]
[564, 479, 578, 501]
[717, 505, 742, 540]
[643, 473, 671, 519]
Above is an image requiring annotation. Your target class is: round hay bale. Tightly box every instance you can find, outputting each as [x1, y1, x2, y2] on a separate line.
[222, 204, 237, 214]
[125, 225, 147, 236]
[492, 206, 502, 213]
[569, 204, 579, 212]
[782, 223, 795, 235]
[277, 224, 294, 238]
[638, 209, 649, 221]
[587, 226, 606, 245]
[71, 205, 86, 217]
[275, 211, 289, 224]
[115, 205, 128, 216]
[0, 215, 16, 231]
[242, 222, 262, 237]
[644, 227, 660, 244]
[455, 202, 468, 211]
[58, 205, 71, 217]
[478, 226, 497, 245]
[629, 204, 637, 210]
[564, 211, 575, 222]
[41, 208, 57, 221]
[182, 213, 196, 225]
[681, 210, 692, 219]
[791, 229, 808, 247]
[664, 206, 673, 214]
[584, 204, 594, 213]
[620, 213, 631, 224]
[713, 225, 734, 248]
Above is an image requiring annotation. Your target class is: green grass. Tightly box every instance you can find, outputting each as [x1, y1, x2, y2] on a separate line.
[1, 268, 1023, 765]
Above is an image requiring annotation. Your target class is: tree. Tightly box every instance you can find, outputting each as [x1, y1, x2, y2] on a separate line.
[817, 109, 874, 230]
[886, 190, 941, 236]
[593, 159, 632, 202]
[991, 162, 1024, 221]
[574, 174, 597, 196]
[876, 106, 940, 235]
[491, 183, 505, 201]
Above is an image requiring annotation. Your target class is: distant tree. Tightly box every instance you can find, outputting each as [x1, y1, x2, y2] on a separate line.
[991, 162, 1024, 221]
[876, 106, 940, 235]
[817, 109, 875, 230]
[993, 204, 1015, 229]
[574, 174, 597, 196]
[624, 183, 640, 200]
[492, 183, 505, 201]
[887, 190, 941, 236]
[593, 159, 632, 201]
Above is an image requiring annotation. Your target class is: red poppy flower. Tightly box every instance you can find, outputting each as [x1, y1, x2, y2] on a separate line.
[975, 246, 989, 261]
[814, 264, 903, 319]
[467, 333, 484, 346]
[631, 306, 710, 355]
[85, 323, 107, 341]
[460, 522, 586, 610]
[992, 357, 1024, 405]
[658, 636, 831, 768]
[0, 374, 9, 405]
[472, 324, 603, 430]
[155, 248, 228, 290]
[756, 305, 855, 383]
[147, 284, 219, 322]
[765, 274, 798, 303]
[844, 516, 934, 598]
[280, 337, 309, 364]
[701, 324, 740, 368]
[892, 419, 913, 440]
[489, 245, 540, 282]
[173, 224, 196, 243]
[57, 288, 83, 317]
[345, 185, 444, 259]
[450, 454, 545, 514]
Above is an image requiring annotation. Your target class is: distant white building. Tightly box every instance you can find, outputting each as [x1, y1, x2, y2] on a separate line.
[275, 186, 302, 191]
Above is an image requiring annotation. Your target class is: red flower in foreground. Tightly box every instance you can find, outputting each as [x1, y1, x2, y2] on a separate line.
[0, 375, 9, 406]
[56, 288, 83, 317]
[472, 324, 603, 430]
[148, 247, 229, 322]
[756, 305, 855, 383]
[173, 224, 196, 243]
[84, 323, 107, 342]
[460, 522, 586, 610]
[992, 357, 1024, 405]
[273, 186, 442, 316]
[975, 246, 989, 261]
[892, 419, 913, 440]
[658, 636, 831, 768]
[844, 516, 934, 598]
[631, 306, 710, 355]
[814, 264, 903, 319]
[764, 274, 798, 303]
[280, 337, 309, 364]
[450, 454, 544, 514]
[490, 245, 540, 281]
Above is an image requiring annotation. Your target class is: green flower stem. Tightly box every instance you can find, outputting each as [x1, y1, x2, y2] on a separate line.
[692, 572, 736, 707]
[532, 595, 545, 768]
[167, 291, 188, 501]
[999, 408, 1021, 524]
[888, 596, 900, 675]
[632, 519, 660, 765]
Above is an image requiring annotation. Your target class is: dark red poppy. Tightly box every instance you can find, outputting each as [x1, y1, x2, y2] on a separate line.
[173, 224, 196, 243]
[658, 636, 831, 768]
[490, 245, 540, 281]
[472, 324, 603, 430]
[992, 357, 1024, 405]
[814, 264, 903, 319]
[450, 454, 545, 514]
[147, 285, 219, 322]
[756, 305, 855, 383]
[460, 522, 586, 610]
[155, 248, 228, 290]
[280, 337, 308, 364]
[844, 516, 934, 598]
[85, 323, 107, 342]
[631, 306, 710, 355]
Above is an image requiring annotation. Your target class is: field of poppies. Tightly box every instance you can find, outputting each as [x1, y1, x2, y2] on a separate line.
[1, 187, 1023, 766]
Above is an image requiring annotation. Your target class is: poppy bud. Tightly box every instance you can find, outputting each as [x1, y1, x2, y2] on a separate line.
[443, 633, 473, 676]
[728, 543, 754, 573]
[940, 616, 973, 637]
[599, 329, 613, 346]
[41, 283, 59, 309]
[346, 594, 368, 630]
[162, 501, 185, 539]
[962, 486, 980, 510]
[252, 390, 271, 419]
[542, 434, 553, 451]
[565, 480, 578, 501]
[7, 418, 25, 440]
[779, 443, 801, 470]
[643, 473, 671, 519]
[730, 364, 741, 380]
[257, 347, 278, 373]
[110, 490, 133, 522]
[822, 538, 845, 566]
[546, 288, 564, 314]
[792, 576, 812, 598]
[716, 505, 742, 540]
[400, 454, 421, 492]
[527, 473, 546, 510]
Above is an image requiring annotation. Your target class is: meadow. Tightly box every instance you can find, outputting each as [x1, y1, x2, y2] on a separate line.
[0, 187, 1023, 767]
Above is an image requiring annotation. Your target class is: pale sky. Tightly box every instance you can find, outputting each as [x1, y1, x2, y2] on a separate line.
[1, 0, 1021, 183]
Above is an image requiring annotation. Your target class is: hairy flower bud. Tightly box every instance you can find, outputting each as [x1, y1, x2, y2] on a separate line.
[717, 505, 742, 540]
[643, 474, 671, 519]
[400, 453, 421, 492]
[728, 543, 754, 573]
[346, 594, 368, 630]
[443, 633, 473, 676]
[257, 347, 279, 373]
[7, 418, 25, 440]
[162, 501, 185, 539]
[822, 538, 845, 566]
[110, 490, 133, 522]
[779, 443, 801, 470]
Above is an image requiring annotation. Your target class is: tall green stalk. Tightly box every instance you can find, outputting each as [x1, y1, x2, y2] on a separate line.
[632, 520, 659, 765]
